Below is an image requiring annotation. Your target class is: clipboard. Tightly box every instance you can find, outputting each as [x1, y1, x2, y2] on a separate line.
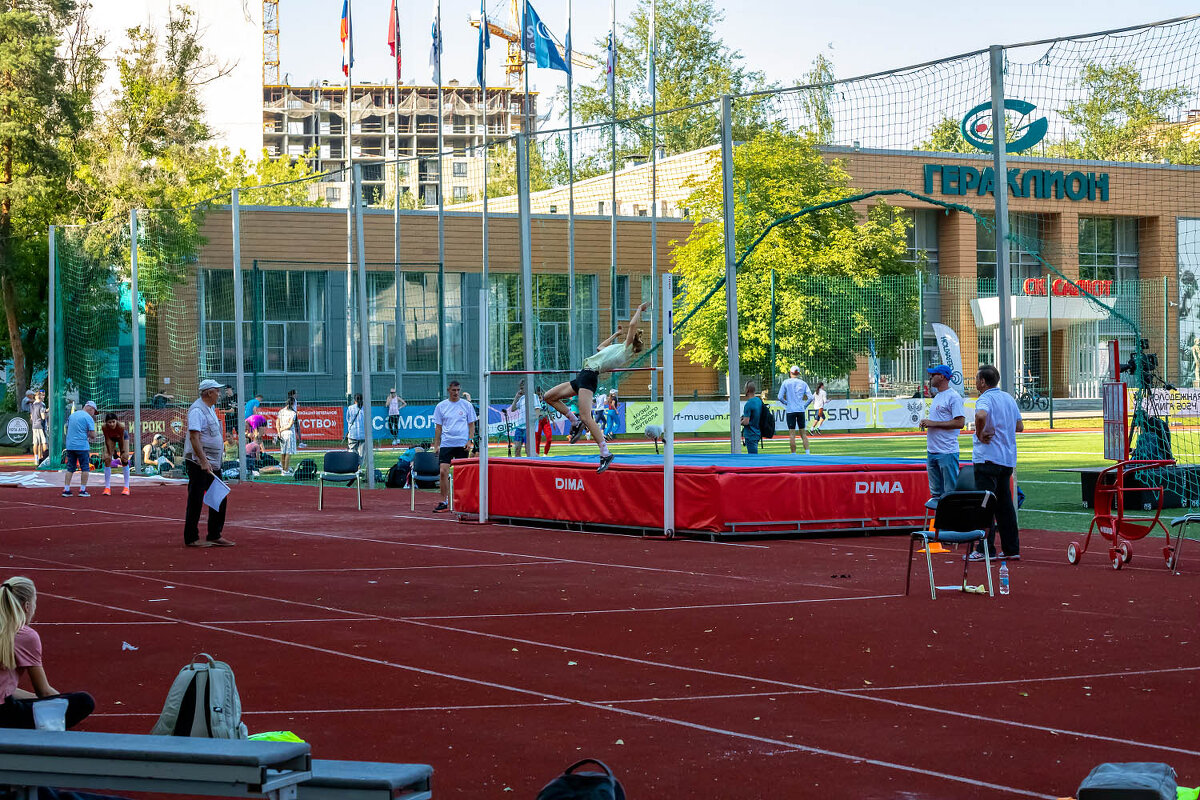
[203, 476, 230, 511]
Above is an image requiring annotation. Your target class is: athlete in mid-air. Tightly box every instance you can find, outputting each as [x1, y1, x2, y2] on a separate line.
[543, 301, 649, 473]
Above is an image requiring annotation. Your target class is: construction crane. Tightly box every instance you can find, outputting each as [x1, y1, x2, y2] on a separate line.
[263, 0, 279, 85]
[470, 0, 595, 86]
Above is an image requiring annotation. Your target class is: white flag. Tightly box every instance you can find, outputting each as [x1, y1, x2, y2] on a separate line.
[646, 0, 656, 95]
[429, 0, 442, 81]
[931, 323, 966, 396]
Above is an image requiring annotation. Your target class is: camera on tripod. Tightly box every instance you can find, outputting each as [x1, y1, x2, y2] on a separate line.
[1119, 339, 1159, 376]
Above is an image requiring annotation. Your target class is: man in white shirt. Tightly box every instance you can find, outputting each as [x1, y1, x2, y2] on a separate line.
[182, 379, 235, 548]
[777, 366, 811, 455]
[432, 381, 477, 512]
[971, 364, 1024, 561]
[918, 365, 966, 500]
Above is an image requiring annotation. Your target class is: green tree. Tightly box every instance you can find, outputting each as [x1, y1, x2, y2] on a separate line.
[917, 117, 975, 153]
[565, 0, 772, 159]
[671, 128, 917, 380]
[0, 0, 100, 405]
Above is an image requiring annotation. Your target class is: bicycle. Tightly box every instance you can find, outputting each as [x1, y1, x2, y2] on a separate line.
[1015, 381, 1049, 411]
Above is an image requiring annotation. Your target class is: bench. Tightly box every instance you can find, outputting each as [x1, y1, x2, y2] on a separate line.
[300, 760, 432, 800]
[0, 730, 311, 800]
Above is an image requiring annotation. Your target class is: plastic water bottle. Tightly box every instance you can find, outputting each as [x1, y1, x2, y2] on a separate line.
[999, 562, 1010, 595]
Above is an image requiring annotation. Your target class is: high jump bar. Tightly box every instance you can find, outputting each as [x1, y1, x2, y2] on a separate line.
[485, 367, 661, 375]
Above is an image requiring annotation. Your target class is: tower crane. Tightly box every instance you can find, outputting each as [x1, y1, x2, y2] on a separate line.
[470, 0, 596, 86]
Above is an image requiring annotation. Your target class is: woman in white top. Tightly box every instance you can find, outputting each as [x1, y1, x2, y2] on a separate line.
[543, 301, 649, 473]
[276, 398, 298, 474]
[810, 382, 828, 433]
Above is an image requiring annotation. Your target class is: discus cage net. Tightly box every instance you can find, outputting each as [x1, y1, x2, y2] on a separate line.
[42, 13, 1200, 498]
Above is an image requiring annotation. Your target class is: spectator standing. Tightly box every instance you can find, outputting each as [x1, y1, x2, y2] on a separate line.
[61, 401, 97, 497]
[739, 382, 765, 454]
[604, 390, 620, 441]
[218, 386, 237, 438]
[30, 390, 47, 467]
[0, 576, 95, 729]
[345, 394, 366, 459]
[431, 381, 477, 512]
[18, 390, 33, 413]
[535, 388, 553, 455]
[182, 379, 235, 548]
[243, 393, 262, 420]
[386, 389, 405, 445]
[810, 382, 828, 434]
[287, 389, 304, 448]
[276, 398, 297, 475]
[777, 366, 812, 455]
[970, 365, 1024, 561]
[919, 365, 966, 501]
[508, 381, 538, 458]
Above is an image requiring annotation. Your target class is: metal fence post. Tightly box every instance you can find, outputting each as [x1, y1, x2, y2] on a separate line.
[231, 189, 248, 480]
[129, 210, 142, 470]
[353, 164, 377, 488]
[479, 288, 489, 522]
[663, 273, 674, 538]
[990, 44, 1014, 393]
[720, 94, 741, 453]
[517, 131, 536, 445]
[47, 225, 57, 465]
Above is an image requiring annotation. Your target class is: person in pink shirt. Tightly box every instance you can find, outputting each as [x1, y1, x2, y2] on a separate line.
[0, 576, 95, 729]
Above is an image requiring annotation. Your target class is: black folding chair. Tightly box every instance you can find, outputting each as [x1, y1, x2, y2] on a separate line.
[318, 450, 362, 511]
[906, 490, 997, 599]
[409, 450, 442, 511]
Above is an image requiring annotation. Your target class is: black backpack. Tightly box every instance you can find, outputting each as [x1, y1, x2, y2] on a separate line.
[758, 402, 776, 439]
[386, 461, 411, 488]
[293, 459, 318, 481]
[536, 760, 625, 800]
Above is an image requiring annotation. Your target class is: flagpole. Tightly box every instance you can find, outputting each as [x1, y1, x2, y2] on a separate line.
[392, 0, 403, 401]
[522, 0, 535, 374]
[648, 0, 658, 401]
[608, 0, 617, 336]
[345, 0, 355, 403]
[481, 4, 490, 355]
[436, 0, 446, 394]
[566, 0, 575, 368]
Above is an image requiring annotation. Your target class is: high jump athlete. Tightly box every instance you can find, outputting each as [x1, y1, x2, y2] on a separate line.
[100, 413, 131, 496]
[543, 301, 649, 473]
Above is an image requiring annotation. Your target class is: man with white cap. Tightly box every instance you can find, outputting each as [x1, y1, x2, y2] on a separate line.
[182, 379, 235, 548]
[777, 366, 812, 455]
[61, 400, 98, 497]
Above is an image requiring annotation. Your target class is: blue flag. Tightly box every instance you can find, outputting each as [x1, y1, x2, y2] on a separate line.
[523, 2, 571, 74]
[476, 0, 490, 86]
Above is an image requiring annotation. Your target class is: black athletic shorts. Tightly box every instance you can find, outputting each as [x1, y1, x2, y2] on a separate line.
[438, 445, 469, 465]
[786, 411, 805, 431]
[570, 369, 599, 394]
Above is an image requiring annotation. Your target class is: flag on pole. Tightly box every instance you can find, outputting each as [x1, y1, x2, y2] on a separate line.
[340, 0, 354, 77]
[523, 2, 570, 74]
[605, 31, 616, 95]
[429, 0, 441, 81]
[646, 0, 656, 95]
[387, 0, 401, 79]
[476, 0, 490, 86]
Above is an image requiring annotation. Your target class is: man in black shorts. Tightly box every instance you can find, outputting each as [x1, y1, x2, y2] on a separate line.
[431, 381, 477, 512]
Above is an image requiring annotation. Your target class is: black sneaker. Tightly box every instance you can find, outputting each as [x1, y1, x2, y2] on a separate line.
[568, 420, 585, 444]
[434, 501, 449, 513]
[596, 454, 615, 474]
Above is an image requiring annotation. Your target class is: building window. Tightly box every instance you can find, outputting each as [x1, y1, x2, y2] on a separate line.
[598, 201, 606, 215]
[201, 270, 326, 375]
[549, 205, 557, 214]
[487, 273, 598, 372]
[615, 275, 630, 320]
[1079, 217, 1138, 284]
[452, 186, 470, 201]
[356, 271, 463, 374]
[325, 187, 341, 204]
[452, 161, 468, 177]
[640, 275, 655, 313]
[977, 212, 1046, 290]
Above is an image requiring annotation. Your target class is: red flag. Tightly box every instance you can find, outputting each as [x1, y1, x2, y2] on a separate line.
[340, 0, 353, 76]
[387, 1, 401, 79]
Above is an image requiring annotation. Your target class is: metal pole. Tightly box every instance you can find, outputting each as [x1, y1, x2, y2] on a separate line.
[769, 269, 776, 391]
[1164, 275, 1170, 386]
[346, 45, 355, 402]
[479, 288, 489, 522]
[393, 8, 404, 402]
[436, 0, 446, 394]
[648, 0, 658, 402]
[608, 0, 617, 335]
[353, 164, 377, 488]
[720, 94, 741, 453]
[47, 225, 57, 466]
[517, 131, 537, 447]
[662, 273, 674, 537]
[990, 44, 1014, 393]
[129, 210, 142, 471]
[567, 0, 576, 369]
[916, 268, 924, 374]
[1047, 281, 1053, 428]
[481, 47, 490, 347]
[231, 190, 248, 480]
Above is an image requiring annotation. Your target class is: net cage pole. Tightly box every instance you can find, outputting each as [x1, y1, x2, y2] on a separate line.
[231, 188, 248, 481]
[989, 44, 1015, 393]
[517, 131, 537, 447]
[46, 225, 56, 467]
[353, 164, 378, 488]
[662, 273, 674, 538]
[720, 94, 741, 453]
[479, 288, 489, 523]
[129, 209, 142, 471]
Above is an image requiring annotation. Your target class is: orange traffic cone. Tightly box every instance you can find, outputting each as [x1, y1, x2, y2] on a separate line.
[917, 517, 950, 554]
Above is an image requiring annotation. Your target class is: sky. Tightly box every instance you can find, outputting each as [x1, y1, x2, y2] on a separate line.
[85, 0, 1200, 156]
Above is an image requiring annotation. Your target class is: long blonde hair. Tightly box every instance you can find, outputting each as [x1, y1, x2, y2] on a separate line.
[0, 577, 35, 670]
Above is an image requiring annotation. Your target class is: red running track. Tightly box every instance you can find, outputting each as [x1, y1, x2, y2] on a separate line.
[3, 481, 1200, 799]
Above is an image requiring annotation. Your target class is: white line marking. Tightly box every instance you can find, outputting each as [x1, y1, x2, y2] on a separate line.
[35, 617, 378, 626]
[1019, 480, 1074, 485]
[125, 562, 552, 575]
[90, 702, 561, 718]
[40, 589, 1058, 799]
[1022, 508, 1093, 516]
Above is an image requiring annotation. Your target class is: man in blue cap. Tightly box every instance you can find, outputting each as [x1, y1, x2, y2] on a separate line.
[918, 365, 966, 500]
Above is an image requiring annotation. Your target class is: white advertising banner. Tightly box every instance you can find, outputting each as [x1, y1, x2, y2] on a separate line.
[931, 322, 966, 395]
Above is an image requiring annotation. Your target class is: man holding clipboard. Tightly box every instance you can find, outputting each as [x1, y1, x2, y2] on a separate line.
[182, 379, 236, 548]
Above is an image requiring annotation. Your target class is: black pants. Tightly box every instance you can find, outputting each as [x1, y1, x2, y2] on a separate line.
[184, 460, 226, 544]
[0, 692, 95, 729]
[974, 461, 1019, 557]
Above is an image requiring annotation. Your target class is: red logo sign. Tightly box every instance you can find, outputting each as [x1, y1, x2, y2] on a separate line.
[1022, 277, 1113, 297]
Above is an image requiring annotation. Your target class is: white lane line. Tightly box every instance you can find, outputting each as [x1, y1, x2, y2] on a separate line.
[25, 552, 1200, 762]
[91, 701, 564, 718]
[1019, 480, 1074, 485]
[127, 562, 552, 574]
[41, 589, 1057, 800]
[1022, 508, 1093, 516]
[35, 617, 379, 626]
